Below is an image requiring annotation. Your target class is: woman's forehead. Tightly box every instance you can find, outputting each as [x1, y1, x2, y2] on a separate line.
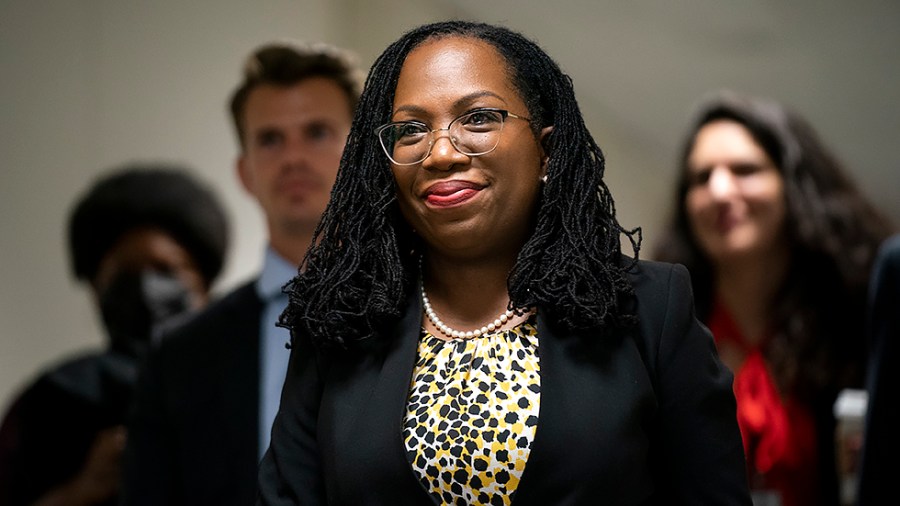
[392, 37, 521, 113]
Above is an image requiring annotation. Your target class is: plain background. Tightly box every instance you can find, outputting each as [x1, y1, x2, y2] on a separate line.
[2, 0, 898, 410]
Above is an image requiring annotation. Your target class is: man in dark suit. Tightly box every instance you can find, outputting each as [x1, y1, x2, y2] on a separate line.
[858, 234, 900, 505]
[122, 42, 362, 505]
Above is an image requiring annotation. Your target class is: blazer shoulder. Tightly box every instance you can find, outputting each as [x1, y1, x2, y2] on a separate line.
[620, 258, 700, 373]
[156, 279, 263, 356]
[198, 280, 263, 322]
[876, 234, 900, 272]
[624, 258, 693, 309]
[869, 234, 900, 303]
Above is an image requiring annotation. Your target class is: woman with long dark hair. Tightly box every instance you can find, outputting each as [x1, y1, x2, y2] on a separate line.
[655, 91, 893, 506]
[259, 22, 751, 505]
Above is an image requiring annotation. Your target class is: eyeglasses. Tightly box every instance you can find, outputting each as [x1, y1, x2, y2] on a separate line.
[374, 108, 531, 166]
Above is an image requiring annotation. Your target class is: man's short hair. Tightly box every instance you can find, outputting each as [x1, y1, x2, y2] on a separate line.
[229, 41, 364, 148]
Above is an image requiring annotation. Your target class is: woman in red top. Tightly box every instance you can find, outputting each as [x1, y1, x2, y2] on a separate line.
[655, 91, 893, 506]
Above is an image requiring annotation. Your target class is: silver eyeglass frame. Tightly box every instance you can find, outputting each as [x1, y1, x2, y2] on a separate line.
[374, 108, 531, 166]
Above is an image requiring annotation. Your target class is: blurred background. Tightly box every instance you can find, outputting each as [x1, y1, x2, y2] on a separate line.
[2, 0, 898, 410]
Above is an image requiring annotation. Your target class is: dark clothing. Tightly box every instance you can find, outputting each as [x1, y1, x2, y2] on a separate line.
[0, 351, 136, 506]
[122, 281, 264, 506]
[258, 260, 752, 505]
[858, 234, 900, 505]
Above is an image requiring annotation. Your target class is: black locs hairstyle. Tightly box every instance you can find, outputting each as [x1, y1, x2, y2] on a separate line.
[69, 164, 229, 289]
[281, 21, 640, 348]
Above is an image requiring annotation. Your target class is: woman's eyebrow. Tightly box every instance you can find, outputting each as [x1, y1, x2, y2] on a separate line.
[451, 91, 505, 108]
[392, 91, 506, 116]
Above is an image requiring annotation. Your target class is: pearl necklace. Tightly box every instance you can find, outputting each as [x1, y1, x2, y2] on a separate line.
[419, 258, 515, 339]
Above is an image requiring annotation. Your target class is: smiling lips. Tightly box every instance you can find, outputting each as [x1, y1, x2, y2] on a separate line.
[424, 180, 483, 207]
[714, 207, 742, 234]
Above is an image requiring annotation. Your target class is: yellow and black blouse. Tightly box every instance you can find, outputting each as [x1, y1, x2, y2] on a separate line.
[402, 317, 541, 505]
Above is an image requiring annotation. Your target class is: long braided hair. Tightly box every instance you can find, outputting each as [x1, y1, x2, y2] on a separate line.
[280, 21, 640, 348]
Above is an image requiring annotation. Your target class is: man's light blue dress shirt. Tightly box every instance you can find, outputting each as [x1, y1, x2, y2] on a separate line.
[256, 248, 296, 460]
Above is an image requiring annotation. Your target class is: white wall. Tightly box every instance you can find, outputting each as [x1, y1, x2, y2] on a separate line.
[2, 0, 899, 410]
[0, 0, 339, 408]
[0, 0, 477, 414]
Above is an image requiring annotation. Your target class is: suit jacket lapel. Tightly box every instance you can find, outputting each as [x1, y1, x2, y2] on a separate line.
[512, 312, 562, 503]
[512, 312, 656, 505]
[370, 291, 431, 499]
[326, 290, 435, 503]
[219, 285, 263, 482]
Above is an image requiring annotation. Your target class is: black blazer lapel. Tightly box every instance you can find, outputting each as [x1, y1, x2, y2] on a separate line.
[367, 292, 435, 502]
[512, 314, 657, 505]
[320, 291, 435, 504]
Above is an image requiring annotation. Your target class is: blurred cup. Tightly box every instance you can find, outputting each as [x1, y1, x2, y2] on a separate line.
[834, 388, 868, 506]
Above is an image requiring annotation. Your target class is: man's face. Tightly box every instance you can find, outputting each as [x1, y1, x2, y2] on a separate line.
[237, 78, 352, 242]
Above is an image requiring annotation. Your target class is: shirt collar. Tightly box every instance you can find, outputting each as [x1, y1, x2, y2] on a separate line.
[256, 247, 298, 301]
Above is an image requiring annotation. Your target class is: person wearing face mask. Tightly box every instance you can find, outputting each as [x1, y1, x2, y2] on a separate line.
[0, 165, 228, 506]
[654, 92, 894, 506]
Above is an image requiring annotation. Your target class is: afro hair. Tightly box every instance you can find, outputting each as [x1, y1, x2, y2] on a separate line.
[68, 164, 229, 288]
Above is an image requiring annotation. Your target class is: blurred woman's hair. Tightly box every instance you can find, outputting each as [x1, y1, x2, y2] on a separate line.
[655, 90, 894, 397]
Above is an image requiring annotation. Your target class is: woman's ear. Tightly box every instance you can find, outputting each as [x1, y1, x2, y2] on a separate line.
[540, 126, 554, 175]
[540, 126, 554, 152]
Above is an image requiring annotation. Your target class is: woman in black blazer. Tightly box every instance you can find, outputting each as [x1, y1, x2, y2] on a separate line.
[258, 21, 751, 505]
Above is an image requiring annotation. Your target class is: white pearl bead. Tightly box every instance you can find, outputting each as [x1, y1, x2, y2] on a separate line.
[419, 256, 522, 340]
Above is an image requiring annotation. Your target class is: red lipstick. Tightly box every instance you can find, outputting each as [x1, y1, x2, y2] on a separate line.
[423, 180, 483, 207]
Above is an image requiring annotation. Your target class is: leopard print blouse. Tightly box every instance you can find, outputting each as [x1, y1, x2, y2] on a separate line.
[402, 316, 540, 505]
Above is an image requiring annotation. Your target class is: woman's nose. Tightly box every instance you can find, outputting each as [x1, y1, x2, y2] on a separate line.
[708, 167, 738, 200]
[422, 132, 468, 171]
